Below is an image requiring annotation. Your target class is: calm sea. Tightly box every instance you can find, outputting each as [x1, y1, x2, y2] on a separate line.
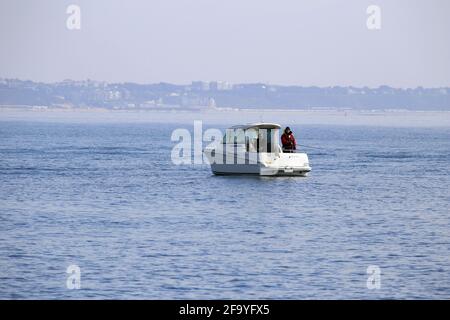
[0, 121, 449, 299]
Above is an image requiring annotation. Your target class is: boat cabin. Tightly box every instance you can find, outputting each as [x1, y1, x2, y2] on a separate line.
[223, 123, 282, 154]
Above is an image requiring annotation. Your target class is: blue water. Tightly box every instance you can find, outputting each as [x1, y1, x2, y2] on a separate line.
[0, 121, 449, 299]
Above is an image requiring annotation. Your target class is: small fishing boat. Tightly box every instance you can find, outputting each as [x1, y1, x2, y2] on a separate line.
[204, 123, 311, 176]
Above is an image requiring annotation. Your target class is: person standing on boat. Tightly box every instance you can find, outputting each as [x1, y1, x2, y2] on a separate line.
[281, 127, 297, 153]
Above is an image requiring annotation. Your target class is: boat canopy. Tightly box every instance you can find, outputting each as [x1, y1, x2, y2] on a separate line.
[229, 123, 281, 130]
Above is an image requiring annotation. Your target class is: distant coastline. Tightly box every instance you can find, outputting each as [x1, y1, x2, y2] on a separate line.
[2, 78, 449, 127]
[1, 78, 449, 112]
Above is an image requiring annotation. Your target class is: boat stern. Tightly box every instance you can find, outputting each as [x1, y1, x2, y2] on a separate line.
[260, 152, 311, 176]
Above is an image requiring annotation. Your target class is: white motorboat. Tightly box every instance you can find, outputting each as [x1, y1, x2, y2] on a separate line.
[204, 123, 311, 176]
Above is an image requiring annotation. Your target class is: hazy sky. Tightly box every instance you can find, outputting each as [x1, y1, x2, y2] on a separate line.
[1, 0, 449, 87]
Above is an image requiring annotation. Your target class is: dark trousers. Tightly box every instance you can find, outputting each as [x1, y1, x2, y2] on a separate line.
[282, 148, 295, 153]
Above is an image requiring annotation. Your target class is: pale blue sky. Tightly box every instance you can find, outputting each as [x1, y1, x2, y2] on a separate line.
[1, 0, 449, 87]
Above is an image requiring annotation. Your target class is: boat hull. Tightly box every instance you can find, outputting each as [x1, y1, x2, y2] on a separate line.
[210, 162, 311, 177]
[211, 163, 260, 175]
[204, 145, 311, 177]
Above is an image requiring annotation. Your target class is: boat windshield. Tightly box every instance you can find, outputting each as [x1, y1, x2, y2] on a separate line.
[223, 127, 280, 153]
[223, 128, 245, 144]
[245, 128, 258, 152]
[259, 128, 278, 153]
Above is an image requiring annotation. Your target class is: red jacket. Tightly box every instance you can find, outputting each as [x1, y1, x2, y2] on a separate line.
[281, 132, 296, 150]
